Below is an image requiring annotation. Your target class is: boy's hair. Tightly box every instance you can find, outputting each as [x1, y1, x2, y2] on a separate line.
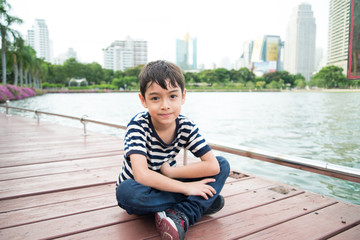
[139, 60, 185, 98]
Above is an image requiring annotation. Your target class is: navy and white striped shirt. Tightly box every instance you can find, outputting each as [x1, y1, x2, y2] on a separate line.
[118, 112, 211, 184]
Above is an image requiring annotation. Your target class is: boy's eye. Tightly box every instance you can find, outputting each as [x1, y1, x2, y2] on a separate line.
[151, 97, 159, 101]
[170, 94, 178, 99]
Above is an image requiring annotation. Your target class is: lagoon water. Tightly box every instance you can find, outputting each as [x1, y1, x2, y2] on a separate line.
[3, 91, 360, 205]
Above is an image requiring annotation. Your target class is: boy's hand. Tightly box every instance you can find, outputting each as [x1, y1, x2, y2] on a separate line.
[183, 178, 216, 200]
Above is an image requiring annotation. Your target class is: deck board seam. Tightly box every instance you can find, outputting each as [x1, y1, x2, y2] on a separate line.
[0, 181, 117, 201]
[319, 220, 360, 240]
[0, 205, 118, 231]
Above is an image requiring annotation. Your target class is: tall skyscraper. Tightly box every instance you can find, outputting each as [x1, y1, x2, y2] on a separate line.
[103, 36, 147, 72]
[27, 19, 52, 63]
[284, 3, 316, 81]
[327, 0, 350, 73]
[176, 33, 197, 70]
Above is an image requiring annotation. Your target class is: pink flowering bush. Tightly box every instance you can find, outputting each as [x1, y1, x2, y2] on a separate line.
[0, 85, 37, 103]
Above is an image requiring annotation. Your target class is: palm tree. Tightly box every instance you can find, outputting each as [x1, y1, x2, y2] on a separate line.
[19, 44, 34, 87]
[10, 37, 25, 86]
[23, 46, 36, 87]
[0, 0, 23, 85]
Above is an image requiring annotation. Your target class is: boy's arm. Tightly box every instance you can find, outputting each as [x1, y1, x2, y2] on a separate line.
[131, 153, 217, 199]
[160, 150, 220, 179]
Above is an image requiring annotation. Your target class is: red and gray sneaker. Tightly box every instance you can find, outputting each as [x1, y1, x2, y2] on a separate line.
[155, 209, 189, 240]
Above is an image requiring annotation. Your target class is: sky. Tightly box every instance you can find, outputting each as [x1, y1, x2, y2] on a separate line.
[8, 0, 330, 68]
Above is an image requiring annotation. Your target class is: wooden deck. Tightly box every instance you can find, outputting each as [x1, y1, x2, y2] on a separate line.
[1, 113, 360, 240]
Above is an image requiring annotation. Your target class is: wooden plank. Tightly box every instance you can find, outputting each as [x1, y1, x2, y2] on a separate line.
[0, 192, 117, 229]
[0, 207, 142, 240]
[0, 155, 121, 181]
[0, 150, 123, 168]
[220, 177, 299, 197]
[241, 202, 360, 240]
[0, 184, 115, 212]
[0, 167, 118, 200]
[184, 192, 337, 240]
[328, 224, 360, 240]
[0, 139, 124, 154]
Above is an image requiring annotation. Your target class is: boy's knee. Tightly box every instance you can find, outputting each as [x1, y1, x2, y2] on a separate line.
[216, 156, 230, 175]
[116, 180, 135, 206]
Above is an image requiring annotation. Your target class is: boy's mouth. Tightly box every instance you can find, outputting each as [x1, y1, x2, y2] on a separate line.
[159, 113, 172, 118]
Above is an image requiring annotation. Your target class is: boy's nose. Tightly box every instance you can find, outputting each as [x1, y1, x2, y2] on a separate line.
[161, 100, 170, 109]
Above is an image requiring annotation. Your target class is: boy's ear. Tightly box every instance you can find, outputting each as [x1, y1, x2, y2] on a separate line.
[182, 89, 187, 104]
[139, 93, 148, 108]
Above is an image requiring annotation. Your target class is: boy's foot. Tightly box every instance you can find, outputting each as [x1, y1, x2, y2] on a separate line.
[204, 194, 225, 215]
[155, 209, 189, 240]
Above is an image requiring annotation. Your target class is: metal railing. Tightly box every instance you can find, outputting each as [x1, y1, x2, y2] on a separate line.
[1, 101, 360, 183]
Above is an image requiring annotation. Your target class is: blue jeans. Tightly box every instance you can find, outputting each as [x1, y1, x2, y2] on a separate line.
[116, 156, 230, 225]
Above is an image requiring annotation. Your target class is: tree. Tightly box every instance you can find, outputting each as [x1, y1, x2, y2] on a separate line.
[246, 81, 255, 89]
[23, 46, 36, 87]
[84, 62, 104, 84]
[124, 65, 143, 78]
[263, 71, 294, 86]
[9, 36, 26, 86]
[312, 65, 347, 88]
[212, 68, 230, 84]
[294, 73, 306, 88]
[63, 58, 84, 81]
[238, 67, 255, 83]
[0, 0, 23, 84]
[255, 81, 266, 89]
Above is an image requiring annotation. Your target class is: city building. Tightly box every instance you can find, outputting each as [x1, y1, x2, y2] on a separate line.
[103, 36, 147, 72]
[176, 33, 197, 70]
[250, 35, 283, 76]
[54, 48, 78, 65]
[327, 0, 350, 74]
[242, 40, 254, 69]
[27, 19, 52, 63]
[284, 3, 316, 81]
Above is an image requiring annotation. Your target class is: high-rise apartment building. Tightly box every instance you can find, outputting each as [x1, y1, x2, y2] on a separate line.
[327, 0, 350, 73]
[284, 3, 316, 81]
[103, 36, 147, 72]
[176, 33, 197, 70]
[27, 19, 52, 63]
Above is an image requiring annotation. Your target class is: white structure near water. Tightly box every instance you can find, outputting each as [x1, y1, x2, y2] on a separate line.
[284, 3, 316, 81]
[103, 37, 148, 72]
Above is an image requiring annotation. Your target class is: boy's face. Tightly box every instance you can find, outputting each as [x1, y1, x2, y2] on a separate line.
[139, 79, 186, 130]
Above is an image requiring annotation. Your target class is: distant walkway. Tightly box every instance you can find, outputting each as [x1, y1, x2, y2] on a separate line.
[0, 113, 359, 239]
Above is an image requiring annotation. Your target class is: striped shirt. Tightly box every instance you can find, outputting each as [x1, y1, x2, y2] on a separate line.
[118, 111, 211, 184]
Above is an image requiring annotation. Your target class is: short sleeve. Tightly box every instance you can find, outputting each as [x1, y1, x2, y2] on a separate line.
[124, 120, 147, 160]
[184, 123, 211, 158]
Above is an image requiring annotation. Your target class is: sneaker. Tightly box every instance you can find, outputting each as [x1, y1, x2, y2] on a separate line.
[155, 209, 189, 240]
[204, 195, 225, 215]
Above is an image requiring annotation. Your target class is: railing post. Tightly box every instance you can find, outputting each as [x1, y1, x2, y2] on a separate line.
[183, 148, 188, 166]
[34, 109, 40, 124]
[80, 115, 88, 136]
[5, 100, 10, 116]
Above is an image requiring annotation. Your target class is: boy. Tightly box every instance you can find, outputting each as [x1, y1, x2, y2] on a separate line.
[116, 60, 230, 240]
